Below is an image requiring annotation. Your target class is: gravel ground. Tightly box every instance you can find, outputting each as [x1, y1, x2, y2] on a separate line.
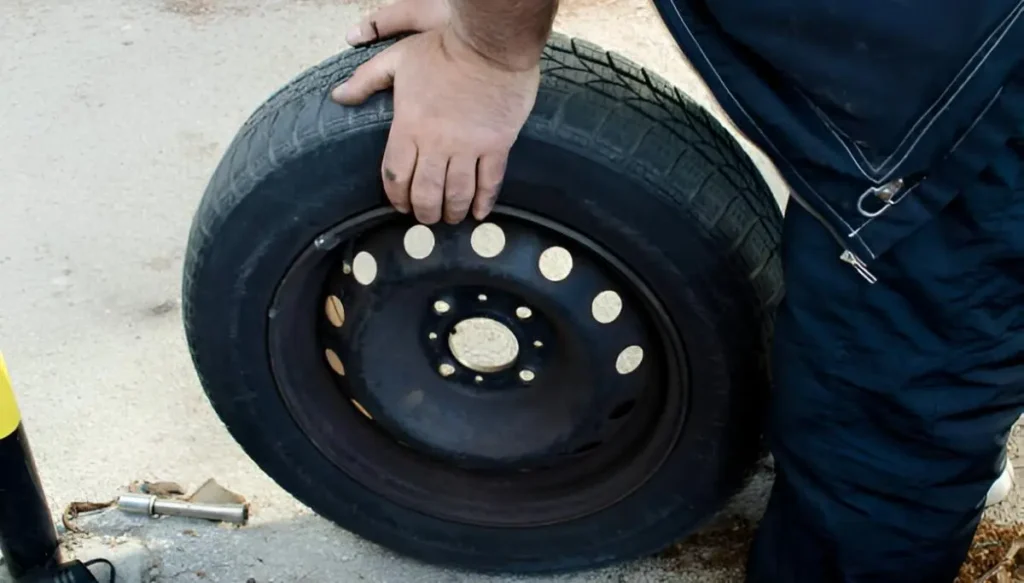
[0, 0, 1014, 582]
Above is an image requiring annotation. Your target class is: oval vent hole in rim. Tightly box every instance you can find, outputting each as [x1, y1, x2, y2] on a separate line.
[325, 295, 345, 327]
[538, 246, 573, 282]
[351, 399, 373, 420]
[324, 349, 345, 376]
[352, 251, 377, 285]
[403, 225, 435, 259]
[591, 290, 622, 324]
[615, 345, 644, 375]
[471, 222, 506, 258]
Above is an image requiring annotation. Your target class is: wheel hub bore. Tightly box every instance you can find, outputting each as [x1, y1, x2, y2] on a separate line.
[448, 317, 519, 374]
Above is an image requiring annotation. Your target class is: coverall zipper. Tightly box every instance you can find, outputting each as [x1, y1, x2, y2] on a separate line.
[785, 185, 905, 285]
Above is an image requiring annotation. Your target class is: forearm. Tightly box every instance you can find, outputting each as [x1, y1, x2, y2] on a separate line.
[448, 0, 559, 71]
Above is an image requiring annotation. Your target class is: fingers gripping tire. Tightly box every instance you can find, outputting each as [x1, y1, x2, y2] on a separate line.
[183, 34, 783, 574]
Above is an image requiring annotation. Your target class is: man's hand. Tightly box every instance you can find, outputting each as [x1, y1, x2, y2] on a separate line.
[332, 0, 557, 225]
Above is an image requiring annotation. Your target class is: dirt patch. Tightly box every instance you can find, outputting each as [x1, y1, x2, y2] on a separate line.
[661, 517, 755, 578]
[159, 0, 257, 21]
[660, 516, 1024, 581]
[559, 0, 629, 19]
[162, 0, 217, 17]
[957, 519, 1024, 583]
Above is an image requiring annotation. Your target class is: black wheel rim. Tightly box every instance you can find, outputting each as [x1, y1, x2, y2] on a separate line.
[268, 205, 689, 528]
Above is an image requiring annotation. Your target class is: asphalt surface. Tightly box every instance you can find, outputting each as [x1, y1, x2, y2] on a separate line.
[0, 0, 787, 581]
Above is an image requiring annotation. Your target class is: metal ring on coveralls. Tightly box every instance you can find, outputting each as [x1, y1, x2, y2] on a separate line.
[857, 187, 897, 218]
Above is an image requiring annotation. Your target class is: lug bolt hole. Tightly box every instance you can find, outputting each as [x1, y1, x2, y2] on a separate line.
[519, 369, 536, 383]
[434, 300, 451, 315]
[439, 363, 456, 377]
[516, 306, 533, 320]
[478, 294, 488, 302]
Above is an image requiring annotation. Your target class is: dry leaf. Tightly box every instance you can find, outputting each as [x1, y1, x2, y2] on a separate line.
[62, 500, 114, 533]
[187, 478, 246, 505]
[957, 520, 1024, 583]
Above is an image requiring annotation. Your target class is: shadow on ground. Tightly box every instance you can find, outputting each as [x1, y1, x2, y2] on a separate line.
[0, 467, 773, 583]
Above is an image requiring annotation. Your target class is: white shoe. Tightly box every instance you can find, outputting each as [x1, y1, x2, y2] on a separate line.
[986, 460, 1015, 507]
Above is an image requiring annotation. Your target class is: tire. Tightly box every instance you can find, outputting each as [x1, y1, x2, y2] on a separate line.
[183, 33, 783, 575]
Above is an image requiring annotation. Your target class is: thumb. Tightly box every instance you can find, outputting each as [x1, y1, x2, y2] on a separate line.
[331, 44, 400, 106]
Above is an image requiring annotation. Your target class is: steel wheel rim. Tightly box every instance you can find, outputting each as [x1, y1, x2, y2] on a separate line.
[268, 205, 689, 527]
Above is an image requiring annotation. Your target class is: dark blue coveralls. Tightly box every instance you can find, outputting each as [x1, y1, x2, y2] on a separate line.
[651, 0, 1024, 580]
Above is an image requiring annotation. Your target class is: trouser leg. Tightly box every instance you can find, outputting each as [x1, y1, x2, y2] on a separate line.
[746, 191, 1024, 582]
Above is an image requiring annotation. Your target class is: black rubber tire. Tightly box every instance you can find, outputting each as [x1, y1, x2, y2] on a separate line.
[183, 33, 783, 575]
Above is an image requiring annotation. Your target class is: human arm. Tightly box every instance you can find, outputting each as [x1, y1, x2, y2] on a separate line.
[448, 1, 559, 72]
[332, 0, 559, 224]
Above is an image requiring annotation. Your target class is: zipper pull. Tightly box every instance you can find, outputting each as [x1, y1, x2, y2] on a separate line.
[840, 250, 877, 284]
